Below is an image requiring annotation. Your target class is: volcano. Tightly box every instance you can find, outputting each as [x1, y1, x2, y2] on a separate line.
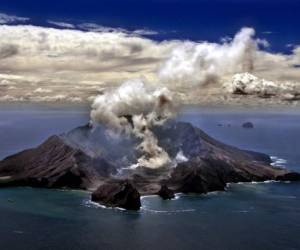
[0, 121, 299, 210]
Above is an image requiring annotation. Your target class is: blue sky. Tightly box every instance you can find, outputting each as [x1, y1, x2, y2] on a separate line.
[0, 0, 299, 53]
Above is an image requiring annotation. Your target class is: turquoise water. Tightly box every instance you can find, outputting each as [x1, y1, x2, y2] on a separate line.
[0, 104, 300, 250]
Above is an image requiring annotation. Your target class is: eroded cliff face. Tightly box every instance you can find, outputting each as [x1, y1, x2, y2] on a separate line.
[0, 121, 299, 210]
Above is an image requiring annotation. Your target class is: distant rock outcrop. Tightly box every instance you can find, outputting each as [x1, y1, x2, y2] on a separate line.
[242, 122, 254, 128]
[0, 121, 299, 210]
[157, 185, 175, 200]
[91, 180, 141, 210]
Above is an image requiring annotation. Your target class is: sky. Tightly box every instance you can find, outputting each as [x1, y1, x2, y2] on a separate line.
[0, 0, 299, 52]
[0, 0, 299, 105]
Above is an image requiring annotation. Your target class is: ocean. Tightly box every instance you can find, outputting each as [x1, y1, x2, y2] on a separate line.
[0, 104, 299, 250]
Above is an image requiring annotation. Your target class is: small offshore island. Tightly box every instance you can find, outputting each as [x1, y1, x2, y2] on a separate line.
[0, 120, 299, 210]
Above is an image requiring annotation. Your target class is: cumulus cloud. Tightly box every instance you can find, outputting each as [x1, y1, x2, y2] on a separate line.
[286, 44, 295, 48]
[0, 79, 15, 86]
[0, 12, 29, 24]
[0, 95, 25, 102]
[0, 94, 82, 103]
[77, 23, 127, 33]
[33, 87, 53, 93]
[47, 21, 159, 36]
[32, 95, 82, 103]
[0, 24, 299, 105]
[0, 44, 18, 59]
[132, 29, 159, 36]
[262, 31, 273, 35]
[0, 25, 174, 78]
[47, 20, 76, 29]
[77, 23, 158, 36]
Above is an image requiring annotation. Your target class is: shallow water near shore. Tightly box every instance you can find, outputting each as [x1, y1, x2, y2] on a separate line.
[0, 104, 300, 250]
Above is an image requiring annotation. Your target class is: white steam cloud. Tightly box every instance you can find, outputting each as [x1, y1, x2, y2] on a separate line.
[158, 28, 264, 86]
[90, 79, 176, 169]
[225, 72, 300, 100]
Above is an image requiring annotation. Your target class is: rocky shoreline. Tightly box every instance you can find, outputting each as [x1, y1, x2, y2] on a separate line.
[0, 121, 299, 210]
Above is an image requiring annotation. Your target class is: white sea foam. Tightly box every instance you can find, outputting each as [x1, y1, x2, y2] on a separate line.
[141, 193, 182, 201]
[204, 190, 223, 196]
[227, 179, 280, 187]
[140, 207, 195, 214]
[83, 200, 126, 211]
[263, 180, 278, 184]
[84, 198, 195, 214]
[173, 193, 182, 200]
[140, 194, 158, 200]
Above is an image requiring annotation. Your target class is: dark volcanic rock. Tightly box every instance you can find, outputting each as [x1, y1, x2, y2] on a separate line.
[0, 120, 299, 210]
[157, 185, 175, 200]
[165, 154, 296, 194]
[168, 159, 226, 193]
[91, 180, 141, 210]
[0, 135, 115, 190]
[275, 172, 300, 181]
[242, 122, 254, 128]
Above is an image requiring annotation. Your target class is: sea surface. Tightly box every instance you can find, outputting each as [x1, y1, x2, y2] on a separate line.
[0, 104, 300, 250]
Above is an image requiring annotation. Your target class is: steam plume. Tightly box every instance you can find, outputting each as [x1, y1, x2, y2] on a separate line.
[90, 78, 176, 169]
[224, 72, 300, 100]
[158, 27, 264, 87]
